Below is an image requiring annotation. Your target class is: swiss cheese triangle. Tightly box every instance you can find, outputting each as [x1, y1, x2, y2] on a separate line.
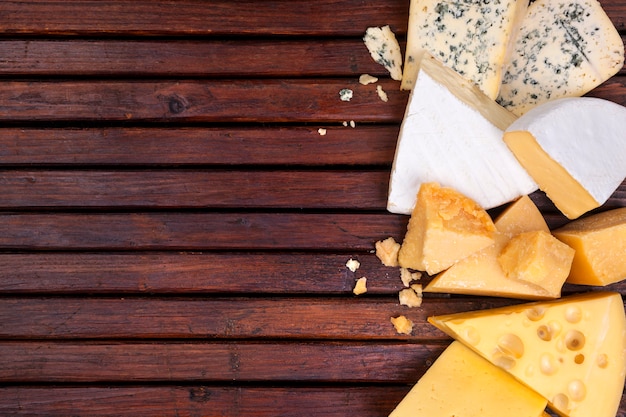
[429, 292, 626, 417]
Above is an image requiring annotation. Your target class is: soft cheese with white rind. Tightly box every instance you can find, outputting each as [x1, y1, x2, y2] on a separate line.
[503, 97, 626, 219]
[429, 292, 626, 417]
[388, 54, 537, 215]
[497, 0, 625, 116]
[400, 0, 528, 98]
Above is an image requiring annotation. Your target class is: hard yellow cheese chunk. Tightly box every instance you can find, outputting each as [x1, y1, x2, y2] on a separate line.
[553, 207, 626, 286]
[498, 230, 574, 296]
[389, 341, 548, 417]
[429, 292, 626, 417]
[425, 195, 560, 299]
[398, 182, 496, 275]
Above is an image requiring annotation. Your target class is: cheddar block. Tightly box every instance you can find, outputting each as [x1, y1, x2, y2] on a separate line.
[497, 0, 625, 116]
[429, 292, 626, 417]
[552, 207, 626, 286]
[498, 230, 574, 296]
[400, 0, 528, 98]
[388, 54, 537, 215]
[504, 97, 626, 219]
[389, 341, 548, 417]
[397, 182, 496, 275]
[425, 195, 558, 299]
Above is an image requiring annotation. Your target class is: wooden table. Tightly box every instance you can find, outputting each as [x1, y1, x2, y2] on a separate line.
[0, 1, 623, 415]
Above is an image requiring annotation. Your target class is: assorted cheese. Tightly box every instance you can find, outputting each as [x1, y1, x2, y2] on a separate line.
[389, 341, 548, 417]
[397, 182, 496, 275]
[429, 292, 626, 417]
[387, 53, 538, 214]
[553, 208, 626, 286]
[497, 0, 625, 116]
[400, 0, 528, 98]
[503, 97, 626, 219]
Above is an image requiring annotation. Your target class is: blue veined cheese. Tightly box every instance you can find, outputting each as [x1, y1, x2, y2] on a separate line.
[400, 0, 528, 99]
[387, 53, 537, 215]
[363, 25, 403, 81]
[497, 0, 624, 116]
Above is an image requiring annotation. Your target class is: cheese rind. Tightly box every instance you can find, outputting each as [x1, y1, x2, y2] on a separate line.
[429, 292, 626, 417]
[389, 341, 548, 417]
[425, 195, 561, 299]
[503, 97, 626, 219]
[497, 0, 625, 116]
[400, 0, 528, 98]
[388, 54, 537, 215]
[552, 207, 626, 286]
[398, 182, 496, 275]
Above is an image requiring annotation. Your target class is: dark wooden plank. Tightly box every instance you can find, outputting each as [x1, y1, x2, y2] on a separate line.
[0, 213, 407, 251]
[0, 386, 410, 417]
[0, 169, 389, 209]
[0, 0, 410, 37]
[0, 297, 511, 340]
[0, 126, 399, 166]
[0, 341, 444, 383]
[0, 79, 408, 123]
[585, 77, 626, 107]
[0, 40, 391, 77]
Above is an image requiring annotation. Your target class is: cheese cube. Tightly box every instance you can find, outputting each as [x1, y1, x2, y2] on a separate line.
[389, 341, 548, 417]
[400, 0, 528, 98]
[497, 0, 625, 116]
[429, 292, 626, 417]
[397, 182, 496, 275]
[498, 230, 575, 296]
[388, 53, 537, 214]
[504, 97, 626, 219]
[425, 195, 560, 299]
[552, 207, 626, 286]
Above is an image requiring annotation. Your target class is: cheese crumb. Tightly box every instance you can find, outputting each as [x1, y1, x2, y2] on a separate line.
[399, 285, 423, 308]
[317, 128, 327, 136]
[375, 237, 401, 267]
[400, 268, 421, 287]
[359, 74, 379, 85]
[376, 85, 389, 102]
[342, 121, 348, 127]
[349, 120, 356, 128]
[390, 315, 414, 335]
[363, 25, 403, 81]
[339, 88, 353, 101]
[345, 258, 361, 272]
[353, 277, 368, 295]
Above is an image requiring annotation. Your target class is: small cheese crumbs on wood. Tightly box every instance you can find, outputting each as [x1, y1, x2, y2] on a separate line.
[376, 85, 389, 102]
[390, 315, 414, 335]
[399, 285, 423, 308]
[359, 74, 379, 85]
[345, 258, 361, 272]
[400, 268, 421, 287]
[375, 237, 401, 267]
[353, 277, 368, 295]
[317, 128, 327, 136]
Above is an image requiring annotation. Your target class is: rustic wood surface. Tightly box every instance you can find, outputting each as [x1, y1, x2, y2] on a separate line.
[0, 1, 624, 416]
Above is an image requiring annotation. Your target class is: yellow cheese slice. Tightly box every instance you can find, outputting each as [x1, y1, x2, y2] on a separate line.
[429, 292, 626, 417]
[553, 207, 626, 286]
[389, 341, 548, 417]
[424, 195, 560, 299]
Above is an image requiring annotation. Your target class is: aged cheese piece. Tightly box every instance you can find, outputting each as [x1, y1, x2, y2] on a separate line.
[498, 230, 575, 296]
[400, 0, 527, 98]
[388, 54, 537, 215]
[504, 97, 626, 219]
[425, 195, 561, 299]
[363, 25, 403, 81]
[397, 182, 496, 275]
[497, 0, 625, 116]
[429, 292, 626, 417]
[389, 341, 548, 417]
[552, 207, 626, 286]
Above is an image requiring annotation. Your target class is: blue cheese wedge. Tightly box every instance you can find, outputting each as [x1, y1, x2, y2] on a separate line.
[497, 0, 625, 116]
[387, 54, 537, 215]
[400, 0, 528, 98]
[363, 25, 403, 81]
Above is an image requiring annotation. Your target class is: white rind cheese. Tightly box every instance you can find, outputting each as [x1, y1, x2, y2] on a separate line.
[504, 97, 626, 219]
[363, 25, 403, 81]
[400, 0, 528, 98]
[387, 54, 537, 215]
[497, 0, 625, 116]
